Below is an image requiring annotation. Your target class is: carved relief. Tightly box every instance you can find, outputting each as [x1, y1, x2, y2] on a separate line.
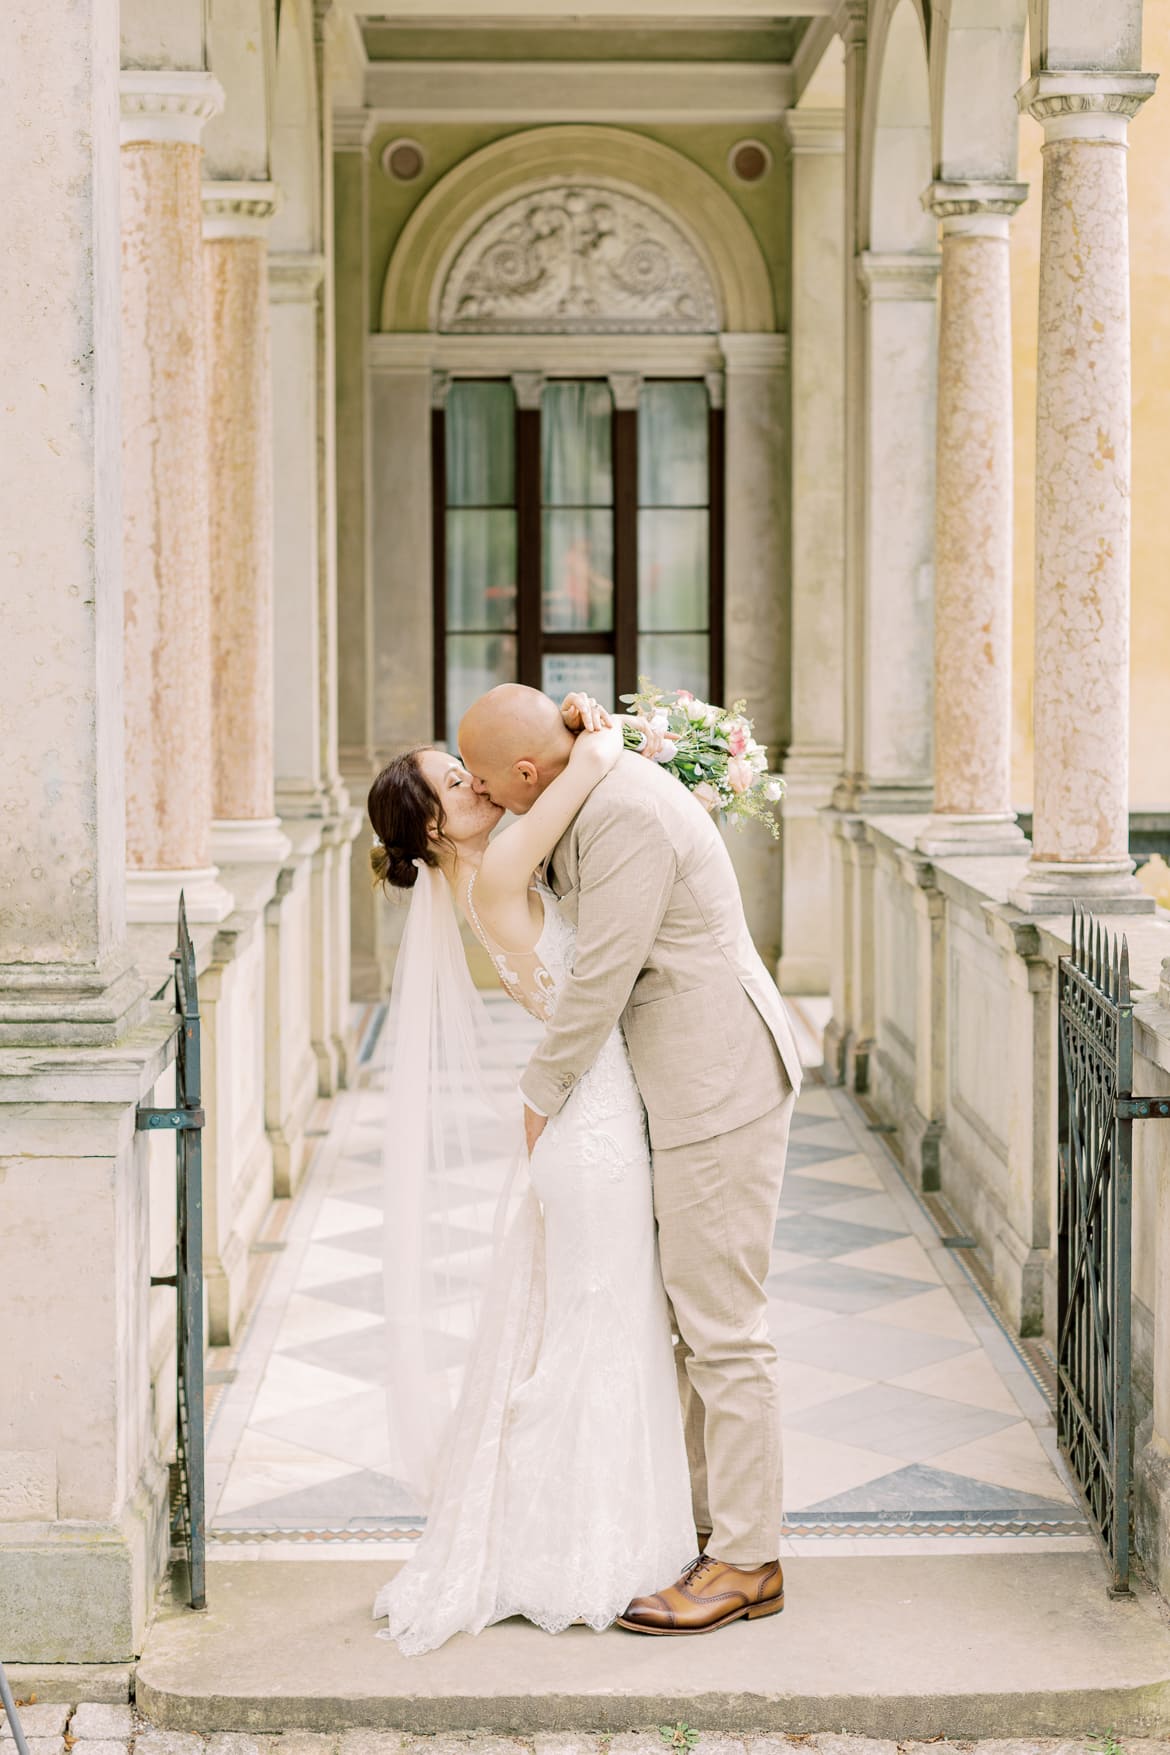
[438, 184, 720, 333]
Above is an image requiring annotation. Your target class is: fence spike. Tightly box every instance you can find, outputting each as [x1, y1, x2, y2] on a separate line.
[1121, 935, 1131, 1004]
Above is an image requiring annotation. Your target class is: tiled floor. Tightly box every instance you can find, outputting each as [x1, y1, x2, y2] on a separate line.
[205, 997, 1087, 1558]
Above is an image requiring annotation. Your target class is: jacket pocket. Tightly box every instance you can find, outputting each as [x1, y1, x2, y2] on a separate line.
[623, 985, 734, 1120]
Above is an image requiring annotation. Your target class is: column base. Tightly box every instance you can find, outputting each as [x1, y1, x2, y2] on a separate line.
[126, 865, 234, 925]
[917, 813, 1030, 857]
[1008, 859, 1156, 915]
[0, 952, 146, 1048]
[211, 817, 293, 865]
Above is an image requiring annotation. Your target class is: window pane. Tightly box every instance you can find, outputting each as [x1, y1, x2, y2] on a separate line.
[541, 652, 615, 707]
[638, 381, 708, 507]
[637, 633, 708, 702]
[446, 381, 515, 507]
[638, 509, 708, 631]
[446, 632, 517, 749]
[447, 510, 517, 630]
[542, 509, 614, 632]
[543, 381, 612, 507]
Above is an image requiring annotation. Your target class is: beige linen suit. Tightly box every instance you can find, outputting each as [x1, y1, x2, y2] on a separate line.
[520, 752, 803, 1563]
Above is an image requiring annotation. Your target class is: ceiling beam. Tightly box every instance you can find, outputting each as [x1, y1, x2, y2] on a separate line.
[364, 58, 794, 121]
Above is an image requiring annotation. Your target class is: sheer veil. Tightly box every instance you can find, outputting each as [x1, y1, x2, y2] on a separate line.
[380, 859, 527, 1506]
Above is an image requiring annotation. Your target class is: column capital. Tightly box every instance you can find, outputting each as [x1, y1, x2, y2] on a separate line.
[607, 372, 642, 411]
[833, 0, 867, 48]
[719, 332, 789, 373]
[202, 180, 282, 241]
[782, 108, 845, 156]
[1017, 70, 1157, 142]
[269, 253, 327, 303]
[923, 179, 1028, 238]
[431, 369, 452, 411]
[333, 107, 375, 152]
[120, 69, 224, 147]
[856, 251, 940, 302]
[511, 370, 545, 410]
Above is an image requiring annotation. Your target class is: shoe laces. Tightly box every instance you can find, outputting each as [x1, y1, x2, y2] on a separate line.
[682, 1552, 718, 1584]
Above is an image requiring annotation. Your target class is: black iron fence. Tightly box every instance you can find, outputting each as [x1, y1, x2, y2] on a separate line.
[137, 894, 207, 1611]
[1057, 907, 1170, 1594]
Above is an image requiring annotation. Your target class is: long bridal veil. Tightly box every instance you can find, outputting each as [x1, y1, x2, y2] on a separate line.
[380, 859, 527, 1505]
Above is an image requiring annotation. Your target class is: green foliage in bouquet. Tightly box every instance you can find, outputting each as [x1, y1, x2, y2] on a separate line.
[620, 679, 784, 839]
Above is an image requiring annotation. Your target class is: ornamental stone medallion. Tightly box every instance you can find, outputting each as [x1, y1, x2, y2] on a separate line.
[438, 184, 721, 333]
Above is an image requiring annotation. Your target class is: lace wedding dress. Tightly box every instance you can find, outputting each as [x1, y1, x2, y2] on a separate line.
[373, 878, 696, 1654]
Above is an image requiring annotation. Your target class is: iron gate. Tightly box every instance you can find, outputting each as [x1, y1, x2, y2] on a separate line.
[137, 894, 207, 1610]
[1057, 907, 1170, 1594]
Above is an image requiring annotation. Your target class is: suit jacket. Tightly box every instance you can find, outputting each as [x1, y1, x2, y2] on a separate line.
[519, 751, 804, 1150]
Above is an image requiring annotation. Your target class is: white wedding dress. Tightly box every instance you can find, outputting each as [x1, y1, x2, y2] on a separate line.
[373, 878, 696, 1654]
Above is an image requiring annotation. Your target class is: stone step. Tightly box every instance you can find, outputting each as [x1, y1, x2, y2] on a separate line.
[135, 1552, 1170, 1738]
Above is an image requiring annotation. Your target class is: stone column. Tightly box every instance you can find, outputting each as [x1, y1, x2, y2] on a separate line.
[120, 70, 232, 924]
[1008, 72, 1156, 913]
[780, 108, 845, 994]
[333, 108, 379, 1000]
[853, 251, 939, 806]
[0, 0, 176, 1661]
[203, 180, 291, 868]
[918, 182, 1029, 857]
[720, 333, 788, 967]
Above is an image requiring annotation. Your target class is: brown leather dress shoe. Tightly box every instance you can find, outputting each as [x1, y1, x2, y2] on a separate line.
[616, 1553, 784, 1635]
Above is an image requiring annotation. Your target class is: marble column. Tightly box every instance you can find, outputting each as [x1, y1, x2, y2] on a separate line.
[720, 333, 788, 967]
[120, 70, 232, 923]
[853, 251, 939, 806]
[918, 182, 1029, 858]
[0, 0, 144, 1047]
[780, 108, 845, 994]
[203, 180, 290, 867]
[1010, 71, 1156, 913]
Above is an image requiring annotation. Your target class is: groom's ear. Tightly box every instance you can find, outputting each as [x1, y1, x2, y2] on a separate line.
[513, 759, 538, 789]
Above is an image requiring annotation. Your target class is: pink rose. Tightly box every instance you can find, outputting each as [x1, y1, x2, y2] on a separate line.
[693, 780, 720, 812]
[675, 688, 694, 702]
[727, 723, 747, 757]
[726, 756, 754, 795]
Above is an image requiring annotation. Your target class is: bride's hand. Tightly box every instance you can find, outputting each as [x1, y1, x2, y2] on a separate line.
[560, 691, 613, 734]
[622, 712, 671, 762]
[567, 720, 623, 774]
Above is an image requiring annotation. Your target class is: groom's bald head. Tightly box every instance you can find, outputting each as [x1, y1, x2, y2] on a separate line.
[459, 684, 574, 815]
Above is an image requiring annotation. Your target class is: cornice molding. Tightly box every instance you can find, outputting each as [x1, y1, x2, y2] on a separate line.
[268, 252, 327, 302]
[856, 250, 941, 301]
[364, 59, 792, 124]
[120, 70, 224, 147]
[202, 180, 281, 240]
[367, 332, 726, 379]
[719, 332, 789, 372]
[783, 107, 845, 155]
[333, 107, 375, 152]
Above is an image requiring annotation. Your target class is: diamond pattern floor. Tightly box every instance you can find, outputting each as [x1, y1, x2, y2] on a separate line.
[205, 996, 1082, 1551]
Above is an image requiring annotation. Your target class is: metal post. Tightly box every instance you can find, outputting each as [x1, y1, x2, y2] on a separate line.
[0, 1661, 33, 1755]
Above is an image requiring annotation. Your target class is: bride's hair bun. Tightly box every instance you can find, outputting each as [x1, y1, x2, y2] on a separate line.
[367, 749, 445, 893]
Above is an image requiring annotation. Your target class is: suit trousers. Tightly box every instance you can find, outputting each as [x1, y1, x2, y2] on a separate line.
[653, 1079, 796, 1566]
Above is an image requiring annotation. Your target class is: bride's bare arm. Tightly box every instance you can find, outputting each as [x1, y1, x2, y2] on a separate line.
[476, 725, 622, 909]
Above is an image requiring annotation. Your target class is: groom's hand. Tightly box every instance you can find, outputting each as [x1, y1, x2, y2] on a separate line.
[524, 1104, 548, 1157]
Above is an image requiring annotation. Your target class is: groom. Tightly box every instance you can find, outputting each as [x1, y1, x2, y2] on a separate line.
[460, 684, 803, 1635]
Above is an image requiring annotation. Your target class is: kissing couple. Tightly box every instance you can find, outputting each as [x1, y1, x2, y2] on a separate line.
[366, 683, 803, 1655]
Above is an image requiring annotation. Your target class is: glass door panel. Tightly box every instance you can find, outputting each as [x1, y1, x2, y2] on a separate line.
[444, 381, 518, 744]
[636, 381, 710, 696]
[541, 380, 615, 650]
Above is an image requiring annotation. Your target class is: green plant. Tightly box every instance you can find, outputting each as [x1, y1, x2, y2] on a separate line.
[1090, 1734, 1126, 1755]
[658, 1725, 701, 1750]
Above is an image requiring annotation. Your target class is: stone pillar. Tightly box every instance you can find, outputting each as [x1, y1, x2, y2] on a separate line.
[780, 109, 845, 994]
[918, 182, 1029, 858]
[1010, 71, 1156, 914]
[203, 180, 291, 868]
[120, 70, 233, 924]
[853, 251, 939, 806]
[0, 0, 175, 1661]
[333, 108, 379, 1001]
[721, 333, 788, 967]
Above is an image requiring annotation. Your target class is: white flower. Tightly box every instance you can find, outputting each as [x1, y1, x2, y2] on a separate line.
[765, 780, 784, 802]
[654, 737, 679, 764]
[693, 780, 720, 811]
[650, 709, 670, 734]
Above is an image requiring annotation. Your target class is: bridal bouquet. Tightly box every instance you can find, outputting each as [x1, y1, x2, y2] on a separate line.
[619, 680, 785, 838]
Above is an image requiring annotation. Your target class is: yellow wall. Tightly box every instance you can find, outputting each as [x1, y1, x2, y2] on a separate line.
[1011, 5, 1170, 811]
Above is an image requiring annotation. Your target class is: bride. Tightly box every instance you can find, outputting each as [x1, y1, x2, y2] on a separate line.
[366, 694, 696, 1655]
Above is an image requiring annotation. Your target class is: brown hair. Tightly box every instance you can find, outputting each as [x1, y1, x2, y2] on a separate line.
[367, 749, 446, 891]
